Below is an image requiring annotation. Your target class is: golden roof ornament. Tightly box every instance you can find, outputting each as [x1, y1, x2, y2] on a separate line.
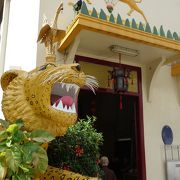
[119, 0, 147, 23]
[37, 2, 65, 63]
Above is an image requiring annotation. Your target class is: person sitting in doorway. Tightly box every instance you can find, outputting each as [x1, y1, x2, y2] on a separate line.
[100, 156, 117, 180]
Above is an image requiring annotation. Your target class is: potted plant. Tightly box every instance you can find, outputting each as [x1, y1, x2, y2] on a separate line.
[0, 119, 54, 180]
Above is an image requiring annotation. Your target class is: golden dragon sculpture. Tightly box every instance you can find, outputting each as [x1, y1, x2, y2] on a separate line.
[1, 63, 98, 137]
[1, 3, 99, 180]
[1, 63, 98, 180]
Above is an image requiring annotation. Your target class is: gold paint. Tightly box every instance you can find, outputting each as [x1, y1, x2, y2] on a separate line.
[58, 14, 180, 53]
[1, 63, 91, 137]
[37, 2, 65, 63]
[119, 0, 147, 23]
[171, 64, 180, 76]
[37, 166, 98, 180]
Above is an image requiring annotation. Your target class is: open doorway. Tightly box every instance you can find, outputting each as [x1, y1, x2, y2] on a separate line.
[78, 89, 138, 180]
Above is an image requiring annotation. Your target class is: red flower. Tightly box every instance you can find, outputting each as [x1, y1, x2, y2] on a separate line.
[75, 145, 84, 157]
[96, 159, 100, 164]
[63, 165, 71, 170]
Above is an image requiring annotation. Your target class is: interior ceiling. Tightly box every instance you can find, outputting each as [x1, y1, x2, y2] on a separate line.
[76, 30, 178, 65]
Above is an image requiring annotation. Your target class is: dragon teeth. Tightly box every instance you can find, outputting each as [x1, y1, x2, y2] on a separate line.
[71, 103, 76, 112]
[73, 85, 79, 94]
[60, 83, 80, 95]
[61, 83, 65, 89]
[57, 100, 63, 109]
[52, 100, 76, 113]
[64, 105, 68, 111]
[66, 84, 70, 92]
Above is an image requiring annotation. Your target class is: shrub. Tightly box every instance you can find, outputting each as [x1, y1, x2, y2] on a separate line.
[47, 116, 103, 177]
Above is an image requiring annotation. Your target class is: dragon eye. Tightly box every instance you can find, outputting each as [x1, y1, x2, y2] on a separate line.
[71, 64, 81, 72]
[39, 65, 47, 71]
[76, 64, 81, 71]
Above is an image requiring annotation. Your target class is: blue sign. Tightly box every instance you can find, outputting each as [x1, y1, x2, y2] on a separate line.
[162, 125, 173, 145]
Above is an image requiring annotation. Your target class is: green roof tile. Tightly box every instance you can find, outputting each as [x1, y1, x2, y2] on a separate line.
[125, 19, 130, 27]
[145, 23, 151, 33]
[116, 14, 122, 25]
[109, 14, 115, 23]
[167, 30, 173, 39]
[160, 25, 165, 37]
[99, 9, 107, 21]
[132, 19, 137, 29]
[79, 5, 180, 43]
[173, 32, 179, 41]
[153, 26, 158, 35]
[81, 2, 89, 15]
[139, 22, 144, 31]
[91, 8, 98, 18]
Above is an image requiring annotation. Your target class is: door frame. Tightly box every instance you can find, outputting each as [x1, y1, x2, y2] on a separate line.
[75, 55, 146, 180]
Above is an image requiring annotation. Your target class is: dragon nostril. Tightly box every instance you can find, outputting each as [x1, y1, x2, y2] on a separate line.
[76, 64, 81, 71]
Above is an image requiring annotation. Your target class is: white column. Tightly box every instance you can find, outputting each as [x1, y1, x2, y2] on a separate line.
[0, 0, 11, 119]
[0, 0, 11, 76]
[0, 0, 40, 119]
[4, 0, 40, 72]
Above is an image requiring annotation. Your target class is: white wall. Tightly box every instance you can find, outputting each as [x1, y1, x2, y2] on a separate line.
[142, 65, 180, 180]
[59, 0, 180, 34]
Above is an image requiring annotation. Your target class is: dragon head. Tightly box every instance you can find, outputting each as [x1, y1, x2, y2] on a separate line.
[1, 63, 98, 136]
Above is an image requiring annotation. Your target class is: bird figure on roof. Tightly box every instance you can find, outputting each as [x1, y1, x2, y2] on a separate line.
[37, 2, 65, 63]
[68, 0, 92, 13]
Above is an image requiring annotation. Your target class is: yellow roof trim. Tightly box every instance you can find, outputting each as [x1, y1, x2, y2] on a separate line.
[171, 64, 180, 76]
[58, 14, 180, 52]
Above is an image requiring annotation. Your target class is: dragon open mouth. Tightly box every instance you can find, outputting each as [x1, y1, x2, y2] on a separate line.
[51, 82, 80, 114]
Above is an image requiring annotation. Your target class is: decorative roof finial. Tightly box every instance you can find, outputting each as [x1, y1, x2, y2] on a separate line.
[37, 2, 65, 63]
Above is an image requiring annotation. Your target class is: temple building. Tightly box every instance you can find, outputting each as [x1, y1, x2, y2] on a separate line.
[1, 0, 180, 180]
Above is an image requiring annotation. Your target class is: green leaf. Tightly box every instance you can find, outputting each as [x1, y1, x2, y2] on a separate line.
[0, 119, 9, 129]
[22, 142, 39, 163]
[15, 119, 24, 129]
[0, 130, 8, 141]
[0, 152, 6, 158]
[6, 139, 12, 147]
[13, 173, 30, 180]
[6, 124, 18, 134]
[19, 165, 29, 173]
[0, 141, 7, 152]
[30, 129, 54, 143]
[32, 146, 48, 174]
[0, 161, 7, 179]
[5, 146, 22, 173]
[6, 168, 13, 178]
[12, 174, 29, 180]
[12, 130, 25, 143]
